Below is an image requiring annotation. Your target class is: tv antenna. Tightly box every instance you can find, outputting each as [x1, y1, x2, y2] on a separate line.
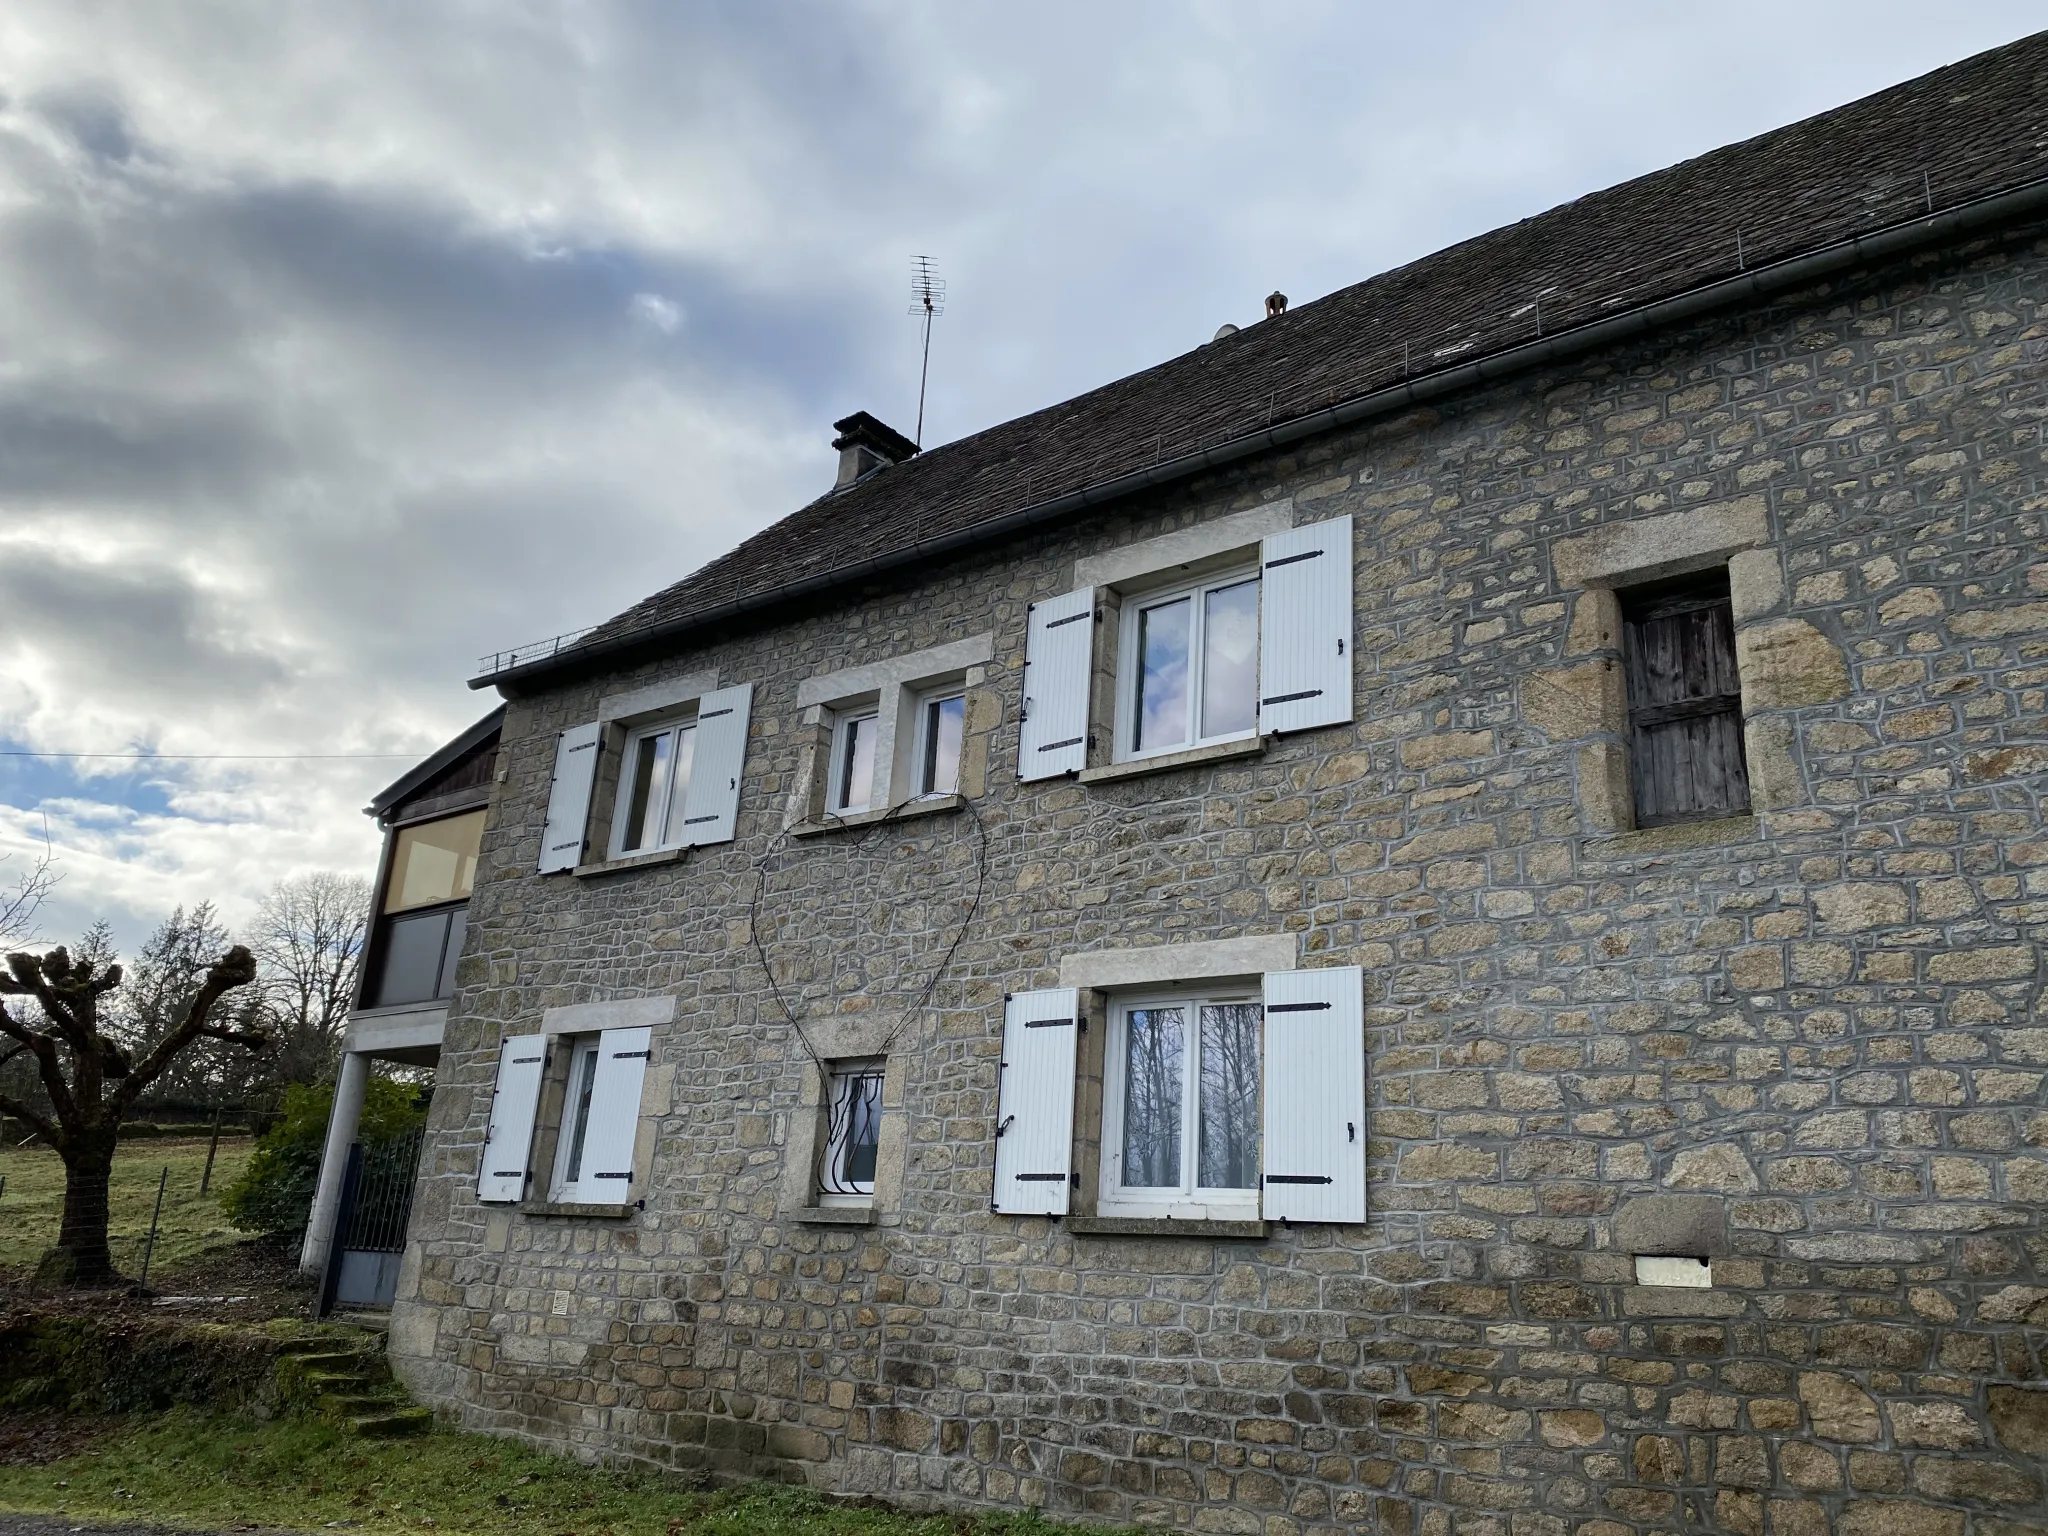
[909, 255, 945, 448]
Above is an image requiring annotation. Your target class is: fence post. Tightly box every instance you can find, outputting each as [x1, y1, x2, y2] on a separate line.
[200, 1104, 225, 1194]
[138, 1165, 169, 1288]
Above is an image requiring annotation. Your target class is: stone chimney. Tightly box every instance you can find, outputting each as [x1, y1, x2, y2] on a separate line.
[831, 412, 921, 489]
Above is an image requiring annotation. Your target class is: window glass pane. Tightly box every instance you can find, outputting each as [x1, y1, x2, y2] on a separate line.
[839, 1073, 884, 1190]
[1136, 596, 1192, 751]
[620, 730, 673, 853]
[1201, 578, 1260, 739]
[384, 811, 485, 912]
[1121, 1006, 1185, 1188]
[922, 694, 965, 795]
[661, 724, 698, 843]
[371, 908, 451, 1007]
[1198, 1003, 1262, 1189]
[563, 1045, 601, 1184]
[837, 713, 877, 811]
[434, 906, 467, 1001]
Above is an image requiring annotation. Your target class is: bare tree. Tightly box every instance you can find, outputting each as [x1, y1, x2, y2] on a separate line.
[249, 873, 371, 1087]
[0, 830, 58, 947]
[0, 943, 263, 1285]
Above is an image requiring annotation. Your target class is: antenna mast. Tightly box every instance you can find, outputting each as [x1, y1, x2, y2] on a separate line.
[909, 255, 945, 448]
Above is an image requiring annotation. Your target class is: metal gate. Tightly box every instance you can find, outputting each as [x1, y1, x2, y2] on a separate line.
[319, 1126, 425, 1316]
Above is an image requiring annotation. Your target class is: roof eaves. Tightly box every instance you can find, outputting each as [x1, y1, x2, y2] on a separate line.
[365, 705, 507, 819]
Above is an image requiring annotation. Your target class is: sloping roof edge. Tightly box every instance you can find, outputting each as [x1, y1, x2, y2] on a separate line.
[476, 171, 2048, 695]
[365, 706, 506, 819]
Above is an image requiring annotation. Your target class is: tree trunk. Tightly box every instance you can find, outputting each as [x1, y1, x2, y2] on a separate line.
[39, 1131, 119, 1286]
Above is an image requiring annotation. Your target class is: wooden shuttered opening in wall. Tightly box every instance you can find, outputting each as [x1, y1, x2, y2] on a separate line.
[680, 683, 753, 846]
[991, 987, 1080, 1214]
[1258, 515, 1354, 736]
[1621, 574, 1749, 826]
[1018, 588, 1095, 781]
[1261, 967, 1366, 1223]
[576, 1025, 652, 1194]
[537, 722, 601, 872]
[477, 1034, 547, 1202]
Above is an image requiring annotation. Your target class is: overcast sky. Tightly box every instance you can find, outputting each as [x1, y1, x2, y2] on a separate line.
[0, 2, 2039, 956]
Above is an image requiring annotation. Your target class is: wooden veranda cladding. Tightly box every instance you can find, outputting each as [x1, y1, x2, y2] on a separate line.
[1621, 574, 1750, 826]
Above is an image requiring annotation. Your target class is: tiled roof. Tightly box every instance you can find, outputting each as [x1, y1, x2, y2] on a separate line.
[490, 31, 2048, 686]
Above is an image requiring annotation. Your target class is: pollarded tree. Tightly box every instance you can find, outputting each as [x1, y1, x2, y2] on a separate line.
[0, 943, 264, 1285]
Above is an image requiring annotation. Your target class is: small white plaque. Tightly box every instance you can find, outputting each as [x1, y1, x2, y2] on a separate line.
[551, 1290, 571, 1316]
[1635, 1255, 1712, 1288]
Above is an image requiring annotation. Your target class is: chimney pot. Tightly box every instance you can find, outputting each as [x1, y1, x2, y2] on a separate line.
[1265, 291, 1288, 318]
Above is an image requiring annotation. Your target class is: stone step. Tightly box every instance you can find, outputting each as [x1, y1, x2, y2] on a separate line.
[315, 1392, 393, 1422]
[346, 1407, 432, 1438]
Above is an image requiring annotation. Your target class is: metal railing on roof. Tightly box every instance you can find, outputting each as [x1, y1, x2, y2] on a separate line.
[476, 626, 595, 679]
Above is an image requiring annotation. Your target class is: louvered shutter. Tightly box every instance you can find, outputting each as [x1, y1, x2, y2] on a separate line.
[1018, 588, 1094, 781]
[1261, 966, 1366, 1223]
[992, 987, 1080, 1214]
[538, 722, 601, 872]
[573, 1025, 652, 1197]
[1259, 515, 1354, 735]
[477, 1034, 546, 1202]
[680, 683, 753, 846]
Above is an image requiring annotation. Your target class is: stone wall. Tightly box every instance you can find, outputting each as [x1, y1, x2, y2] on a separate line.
[389, 220, 2048, 1536]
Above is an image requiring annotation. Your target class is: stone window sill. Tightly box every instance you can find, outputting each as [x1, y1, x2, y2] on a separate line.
[1585, 814, 1755, 858]
[1067, 1215, 1269, 1240]
[572, 846, 687, 879]
[791, 795, 962, 838]
[792, 1205, 876, 1225]
[1078, 736, 1267, 785]
[524, 1200, 637, 1220]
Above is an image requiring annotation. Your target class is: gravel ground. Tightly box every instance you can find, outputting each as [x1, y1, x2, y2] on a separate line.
[0, 1518, 302, 1536]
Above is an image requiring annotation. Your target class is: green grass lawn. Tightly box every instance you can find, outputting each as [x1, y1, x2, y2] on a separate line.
[0, 1135, 255, 1278]
[0, 1409, 1080, 1536]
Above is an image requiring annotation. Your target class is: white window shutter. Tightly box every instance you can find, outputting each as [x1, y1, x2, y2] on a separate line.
[1261, 966, 1366, 1223]
[992, 987, 1080, 1214]
[680, 683, 753, 846]
[1258, 515, 1354, 735]
[1018, 588, 1094, 781]
[477, 1034, 546, 1202]
[538, 722, 601, 873]
[576, 1025, 652, 1196]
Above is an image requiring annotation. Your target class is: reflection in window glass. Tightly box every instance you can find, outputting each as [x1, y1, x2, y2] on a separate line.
[619, 723, 697, 853]
[562, 1041, 601, 1184]
[836, 712, 877, 812]
[385, 811, 485, 912]
[921, 694, 965, 796]
[1201, 579, 1261, 739]
[1121, 1005, 1185, 1187]
[1198, 1003, 1261, 1188]
[1135, 597, 1192, 752]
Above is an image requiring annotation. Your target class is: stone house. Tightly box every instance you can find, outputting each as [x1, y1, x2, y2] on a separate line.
[388, 35, 2048, 1536]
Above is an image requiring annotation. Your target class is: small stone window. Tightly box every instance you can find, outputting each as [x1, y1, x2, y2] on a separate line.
[1620, 572, 1750, 826]
[817, 1061, 885, 1207]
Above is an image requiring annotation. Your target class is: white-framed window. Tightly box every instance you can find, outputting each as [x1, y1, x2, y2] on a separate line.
[912, 687, 966, 798]
[829, 708, 879, 813]
[546, 1025, 651, 1205]
[1115, 567, 1261, 761]
[818, 1060, 885, 1206]
[612, 717, 698, 856]
[551, 1035, 605, 1201]
[1100, 988, 1262, 1219]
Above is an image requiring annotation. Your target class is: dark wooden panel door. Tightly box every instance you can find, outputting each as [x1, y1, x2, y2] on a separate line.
[1623, 577, 1750, 826]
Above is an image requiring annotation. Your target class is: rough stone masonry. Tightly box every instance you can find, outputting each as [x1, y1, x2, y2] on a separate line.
[388, 215, 2048, 1536]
